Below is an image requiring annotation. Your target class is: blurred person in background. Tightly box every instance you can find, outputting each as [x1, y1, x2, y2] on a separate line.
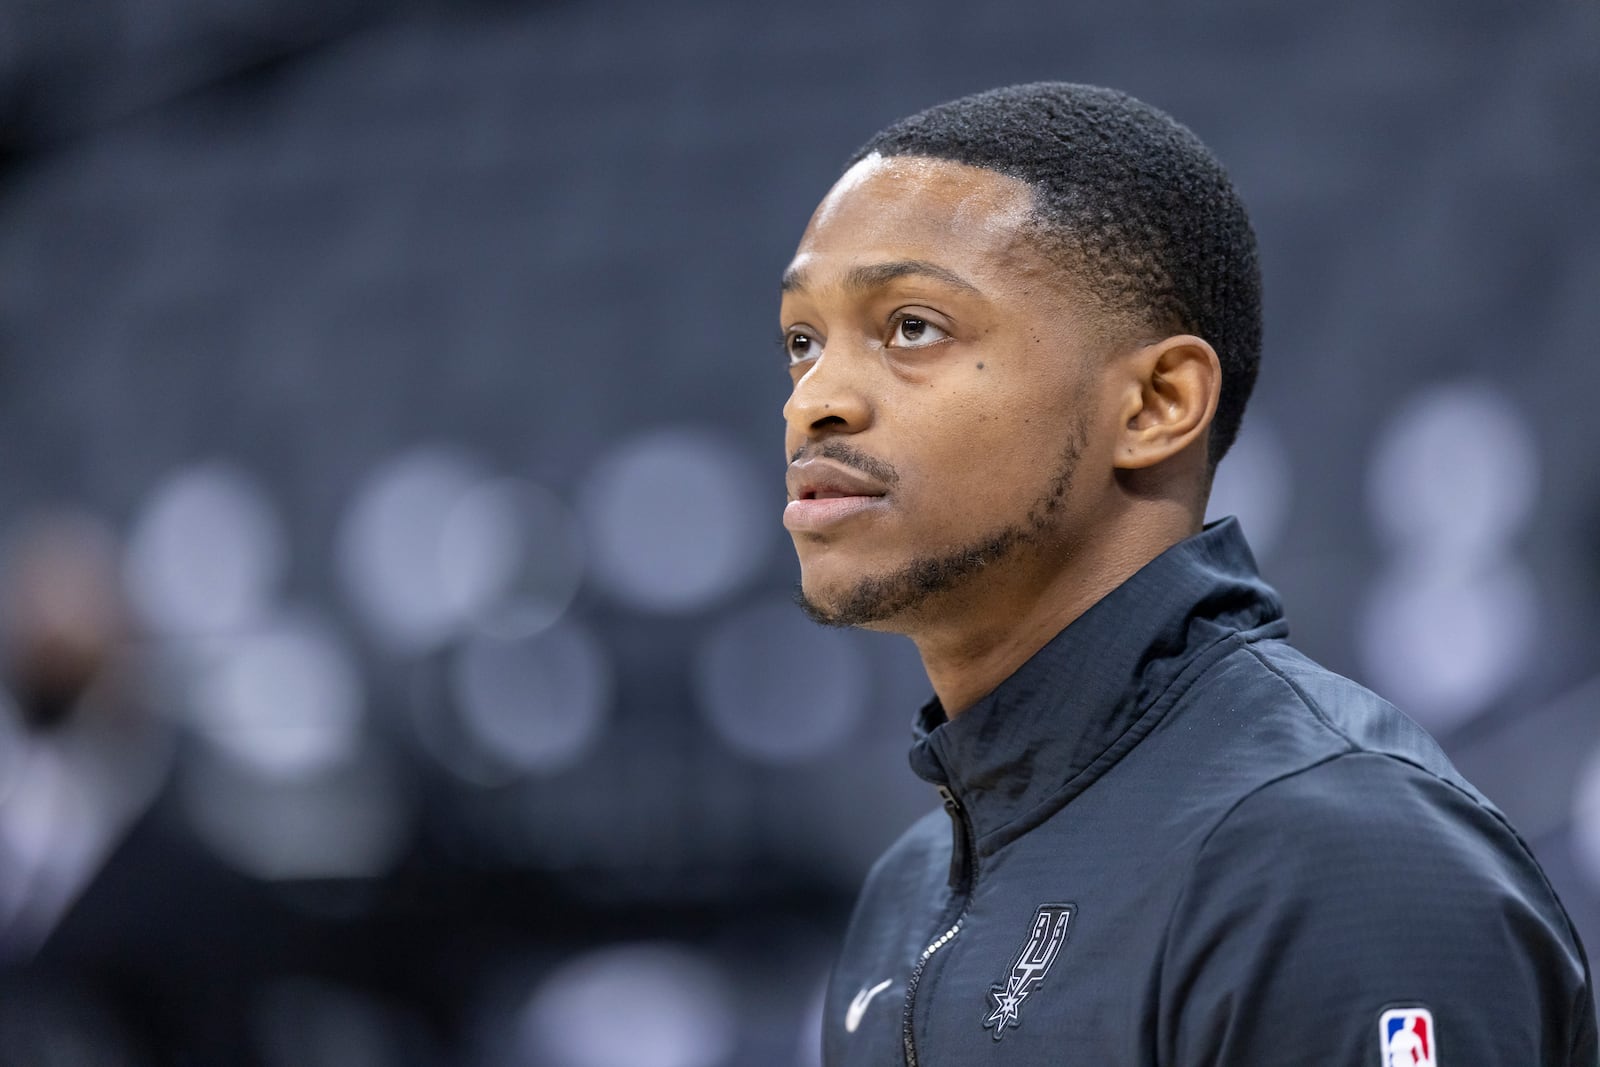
[0, 513, 173, 1062]
[781, 82, 1597, 1066]
[0, 512, 170, 961]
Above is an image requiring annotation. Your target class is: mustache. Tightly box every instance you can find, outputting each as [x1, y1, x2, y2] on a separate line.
[788, 440, 900, 488]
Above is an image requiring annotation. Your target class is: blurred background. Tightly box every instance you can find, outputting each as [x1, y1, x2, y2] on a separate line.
[0, 0, 1596, 1062]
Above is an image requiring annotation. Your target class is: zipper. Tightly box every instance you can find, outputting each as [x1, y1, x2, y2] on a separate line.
[902, 785, 976, 1067]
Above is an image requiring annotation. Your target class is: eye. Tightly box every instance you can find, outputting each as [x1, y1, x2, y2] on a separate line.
[890, 315, 949, 348]
[784, 329, 822, 367]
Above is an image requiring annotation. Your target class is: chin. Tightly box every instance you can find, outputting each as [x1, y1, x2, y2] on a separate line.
[792, 545, 863, 597]
[794, 517, 1036, 632]
[793, 566, 855, 617]
[792, 559, 918, 632]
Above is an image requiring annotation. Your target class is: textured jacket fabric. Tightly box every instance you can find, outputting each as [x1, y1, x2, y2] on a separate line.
[823, 519, 1597, 1067]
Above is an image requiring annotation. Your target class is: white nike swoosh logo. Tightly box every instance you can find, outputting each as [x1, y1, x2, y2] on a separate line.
[845, 978, 894, 1033]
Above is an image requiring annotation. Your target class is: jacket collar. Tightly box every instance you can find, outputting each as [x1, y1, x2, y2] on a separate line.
[907, 518, 1287, 855]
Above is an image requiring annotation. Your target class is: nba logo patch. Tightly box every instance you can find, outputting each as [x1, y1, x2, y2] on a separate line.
[1379, 1007, 1436, 1067]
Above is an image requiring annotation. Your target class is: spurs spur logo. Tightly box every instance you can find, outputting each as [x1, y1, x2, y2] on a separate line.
[983, 903, 1074, 1039]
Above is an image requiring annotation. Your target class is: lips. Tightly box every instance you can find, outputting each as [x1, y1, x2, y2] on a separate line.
[786, 459, 889, 501]
[783, 458, 889, 533]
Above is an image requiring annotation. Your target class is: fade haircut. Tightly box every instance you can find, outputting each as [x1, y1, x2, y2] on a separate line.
[851, 82, 1262, 466]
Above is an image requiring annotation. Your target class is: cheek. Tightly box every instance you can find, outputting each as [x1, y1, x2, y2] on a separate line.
[898, 390, 1073, 510]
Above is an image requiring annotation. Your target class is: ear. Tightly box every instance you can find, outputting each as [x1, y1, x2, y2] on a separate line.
[1112, 334, 1221, 471]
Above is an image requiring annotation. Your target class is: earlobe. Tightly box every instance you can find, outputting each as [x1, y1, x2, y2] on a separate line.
[1113, 335, 1221, 471]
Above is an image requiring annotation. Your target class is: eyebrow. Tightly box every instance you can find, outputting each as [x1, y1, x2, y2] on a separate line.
[780, 259, 982, 296]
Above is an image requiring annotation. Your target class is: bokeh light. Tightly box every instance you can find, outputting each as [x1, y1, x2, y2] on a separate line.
[337, 446, 492, 654]
[693, 599, 868, 765]
[580, 427, 770, 614]
[1359, 381, 1544, 731]
[125, 462, 286, 636]
[180, 747, 408, 881]
[443, 479, 586, 641]
[1205, 416, 1292, 559]
[445, 620, 611, 779]
[1358, 560, 1539, 731]
[1366, 381, 1540, 564]
[519, 943, 735, 1067]
[189, 610, 365, 781]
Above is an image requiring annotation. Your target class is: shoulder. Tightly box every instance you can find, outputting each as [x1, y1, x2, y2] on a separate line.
[1161, 751, 1596, 1065]
[1158, 634, 1556, 930]
[1247, 640, 1471, 780]
[1143, 636, 1480, 827]
[1183, 749, 1573, 946]
[1203, 748, 1513, 872]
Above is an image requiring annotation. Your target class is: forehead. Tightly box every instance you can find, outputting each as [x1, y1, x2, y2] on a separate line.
[786, 154, 1047, 288]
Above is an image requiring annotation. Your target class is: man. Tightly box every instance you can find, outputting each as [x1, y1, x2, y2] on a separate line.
[779, 82, 1596, 1066]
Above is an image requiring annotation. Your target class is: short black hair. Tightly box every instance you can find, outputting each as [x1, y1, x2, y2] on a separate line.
[851, 82, 1261, 466]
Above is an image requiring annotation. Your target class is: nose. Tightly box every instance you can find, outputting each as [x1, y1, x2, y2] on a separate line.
[782, 353, 873, 446]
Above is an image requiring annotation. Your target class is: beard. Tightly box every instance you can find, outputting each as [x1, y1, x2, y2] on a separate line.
[796, 423, 1088, 630]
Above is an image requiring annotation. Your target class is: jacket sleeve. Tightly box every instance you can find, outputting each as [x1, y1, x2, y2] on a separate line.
[1157, 751, 1597, 1067]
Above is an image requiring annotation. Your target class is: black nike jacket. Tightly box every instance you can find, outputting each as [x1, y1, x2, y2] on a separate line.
[823, 518, 1597, 1067]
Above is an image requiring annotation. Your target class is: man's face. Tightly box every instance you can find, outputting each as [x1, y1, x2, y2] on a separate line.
[780, 154, 1123, 630]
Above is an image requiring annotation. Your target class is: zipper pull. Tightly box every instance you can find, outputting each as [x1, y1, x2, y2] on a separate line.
[937, 785, 971, 890]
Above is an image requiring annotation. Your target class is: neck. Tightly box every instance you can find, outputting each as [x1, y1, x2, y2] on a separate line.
[910, 503, 1200, 717]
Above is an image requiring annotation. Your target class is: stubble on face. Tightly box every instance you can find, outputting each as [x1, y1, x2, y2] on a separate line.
[796, 415, 1089, 629]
